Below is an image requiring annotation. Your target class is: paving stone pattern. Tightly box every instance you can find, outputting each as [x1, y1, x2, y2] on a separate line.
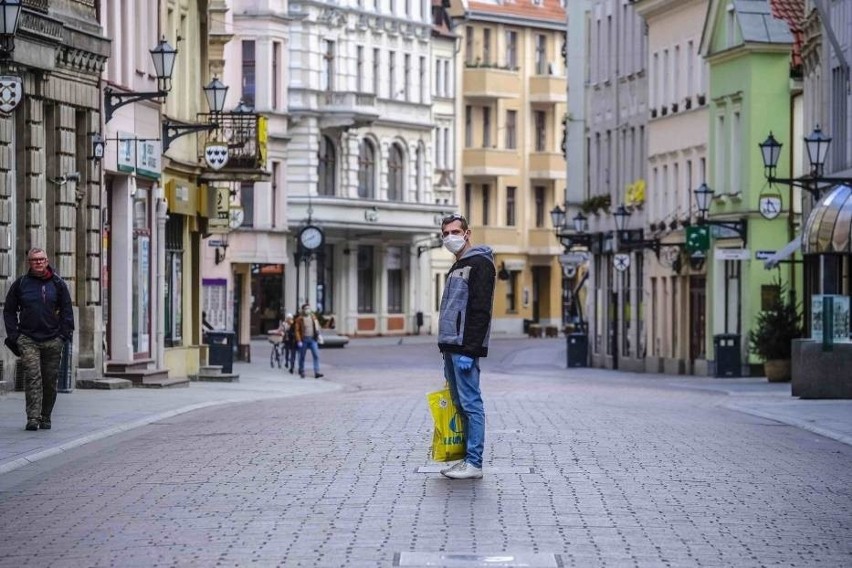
[0, 339, 850, 567]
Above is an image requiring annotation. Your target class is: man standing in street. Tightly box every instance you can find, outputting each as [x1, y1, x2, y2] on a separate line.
[437, 214, 496, 479]
[294, 303, 324, 379]
[4, 248, 74, 431]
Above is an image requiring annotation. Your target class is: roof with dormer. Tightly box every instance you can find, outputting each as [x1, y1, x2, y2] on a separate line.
[769, 0, 804, 70]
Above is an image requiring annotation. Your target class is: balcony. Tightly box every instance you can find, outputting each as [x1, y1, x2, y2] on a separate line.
[198, 111, 270, 183]
[529, 75, 567, 103]
[317, 91, 379, 129]
[463, 148, 521, 177]
[463, 65, 521, 99]
[528, 152, 566, 180]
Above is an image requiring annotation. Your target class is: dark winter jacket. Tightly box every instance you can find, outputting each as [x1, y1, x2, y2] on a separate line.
[3, 266, 74, 343]
[438, 245, 496, 358]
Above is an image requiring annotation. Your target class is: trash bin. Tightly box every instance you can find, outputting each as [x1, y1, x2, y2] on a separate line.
[58, 340, 73, 393]
[713, 333, 741, 378]
[566, 332, 588, 368]
[206, 331, 236, 374]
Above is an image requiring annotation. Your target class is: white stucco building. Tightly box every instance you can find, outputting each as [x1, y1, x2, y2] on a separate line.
[286, 0, 453, 336]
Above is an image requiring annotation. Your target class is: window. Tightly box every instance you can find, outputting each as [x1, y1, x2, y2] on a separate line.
[731, 110, 742, 193]
[506, 186, 516, 226]
[373, 48, 380, 94]
[241, 182, 254, 227]
[389, 50, 396, 98]
[505, 110, 517, 149]
[164, 215, 183, 347]
[357, 245, 375, 313]
[535, 34, 547, 75]
[318, 135, 336, 196]
[506, 271, 518, 312]
[444, 60, 452, 96]
[482, 107, 491, 147]
[322, 40, 336, 91]
[534, 186, 545, 227]
[464, 183, 472, 216]
[387, 246, 403, 313]
[241, 40, 256, 106]
[317, 244, 334, 314]
[534, 110, 547, 152]
[482, 184, 490, 225]
[388, 144, 405, 201]
[271, 161, 279, 228]
[443, 127, 450, 169]
[483, 28, 491, 64]
[357, 46, 365, 92]
[404, 53, 411, 101]
[687, 40, 695, 96]
[358, 139, 376, 198]
[415, 144, 424, 200]
[419, 56, 426, 103]
[272, 41, 280, 109]
[506, 30, 518, 69]
[465, 105, 472, 147]
[465, 26, 474, 64]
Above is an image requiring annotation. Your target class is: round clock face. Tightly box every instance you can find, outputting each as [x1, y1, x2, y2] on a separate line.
[229, 208, 245, 229]
[299, 225, 324, 250]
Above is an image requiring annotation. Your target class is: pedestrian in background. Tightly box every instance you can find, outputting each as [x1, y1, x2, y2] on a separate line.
[282, 312, 297, 374]
[3, 248, 74, 431]
[437, 213, 496, 480]
[294, 303, 324, 379]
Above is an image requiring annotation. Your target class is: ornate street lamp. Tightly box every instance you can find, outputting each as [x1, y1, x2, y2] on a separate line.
[105, 37, 178, 122]
[758, 125, 852, 199]
[0, 0, 22, 55]
[203, 77, 229, 114]
[691, 183, 747, 243]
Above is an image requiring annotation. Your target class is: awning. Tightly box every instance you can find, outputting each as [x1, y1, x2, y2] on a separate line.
[764, 235, 802, 269]
[803, 184, 852, 254]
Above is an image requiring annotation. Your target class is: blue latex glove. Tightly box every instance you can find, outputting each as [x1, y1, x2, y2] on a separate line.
[458, 355, 474, 372]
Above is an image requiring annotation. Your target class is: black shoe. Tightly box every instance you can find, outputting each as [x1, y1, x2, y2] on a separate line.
[299, 371, 305, 378]
[25, 419, 39, 431]
[315, 373, 324, 379]
[39, 417, 51, 430]
[289, 367, 294, 374]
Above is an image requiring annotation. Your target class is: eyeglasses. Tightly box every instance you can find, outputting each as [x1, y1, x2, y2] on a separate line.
[28, 258, 47, 263]
[441, 213, 467, 225]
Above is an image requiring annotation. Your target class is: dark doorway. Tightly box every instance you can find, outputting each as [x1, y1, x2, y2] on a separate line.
[689, 275, 706, 367]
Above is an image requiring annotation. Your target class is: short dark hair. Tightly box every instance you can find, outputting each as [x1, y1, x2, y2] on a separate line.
[441, 213, 468, 231]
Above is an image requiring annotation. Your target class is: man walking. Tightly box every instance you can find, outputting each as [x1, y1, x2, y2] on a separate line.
[4, 248, 74, 431]
[437, 214, 495, 479]
[294, 303, 324, 379]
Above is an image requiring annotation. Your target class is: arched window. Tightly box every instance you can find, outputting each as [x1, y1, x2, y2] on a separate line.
[387, 143, 405, 201]
[358, 139, 376, 198]
[318, 135, 336, 196]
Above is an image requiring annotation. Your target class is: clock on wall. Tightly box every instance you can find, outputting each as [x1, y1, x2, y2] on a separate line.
[299, 224, 324, 251]
[228, 207, 245, 229]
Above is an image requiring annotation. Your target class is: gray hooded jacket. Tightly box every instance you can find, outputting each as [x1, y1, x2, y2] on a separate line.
[438, 245, 496, 358]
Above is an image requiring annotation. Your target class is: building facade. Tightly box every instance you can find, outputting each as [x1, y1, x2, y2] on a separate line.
[0, 1, 109, 391]
[583, 0, 648, 371]
[456, 0, 568, 335]
[634, 0, 711, 375]
[211, 0, 289, 359]
[286, 0, 451, 336]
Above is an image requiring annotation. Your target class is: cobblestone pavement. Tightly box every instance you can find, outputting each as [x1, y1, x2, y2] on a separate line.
[0, 337, 850, 568]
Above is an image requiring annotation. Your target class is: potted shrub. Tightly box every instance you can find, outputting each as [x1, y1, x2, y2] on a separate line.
[747, 282, 803, 382]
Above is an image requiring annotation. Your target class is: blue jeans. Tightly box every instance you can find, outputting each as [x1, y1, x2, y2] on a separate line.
[443, 352, 484, 468]
[299, 338, 321, 375]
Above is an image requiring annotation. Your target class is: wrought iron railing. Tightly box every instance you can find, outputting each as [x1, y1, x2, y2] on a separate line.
[198, 111, 266, 171]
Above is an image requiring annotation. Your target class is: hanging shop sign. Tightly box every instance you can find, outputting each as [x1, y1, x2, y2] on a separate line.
[758, 192, 782, 220]
[0, 76, 22, 114]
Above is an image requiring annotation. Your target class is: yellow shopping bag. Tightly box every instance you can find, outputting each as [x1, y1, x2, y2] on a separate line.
[427, 387, 466, 462]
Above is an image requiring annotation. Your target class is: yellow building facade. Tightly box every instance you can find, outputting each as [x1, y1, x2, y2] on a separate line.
[457, 2, 567, 334]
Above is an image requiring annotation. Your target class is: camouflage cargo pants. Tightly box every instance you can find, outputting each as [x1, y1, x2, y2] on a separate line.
[18, 335, 64, 421]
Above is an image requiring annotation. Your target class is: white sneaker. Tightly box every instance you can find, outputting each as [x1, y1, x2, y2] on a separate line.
[440, 460, 483, 479]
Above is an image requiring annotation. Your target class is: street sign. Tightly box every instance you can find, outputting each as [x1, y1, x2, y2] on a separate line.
[686, 226, 710, 254]
[208, 239, 223, 247]
[613, 253, 631, 272]
[714, 248, 750, 261]
[559, 252, 589, 265]
[755, 250, 776, 261]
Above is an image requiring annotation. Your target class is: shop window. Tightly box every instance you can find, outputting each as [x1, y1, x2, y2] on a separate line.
[387, 247, 403, 313]
[164, 215, 184, 347]
[358, 245, 375, 313]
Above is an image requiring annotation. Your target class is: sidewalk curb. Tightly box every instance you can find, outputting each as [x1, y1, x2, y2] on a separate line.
[0, 386, 342, 476]
[723, 401, 852, 447]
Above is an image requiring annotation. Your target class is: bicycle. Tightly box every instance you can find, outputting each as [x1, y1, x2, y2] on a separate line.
[268, 332, 284, 368]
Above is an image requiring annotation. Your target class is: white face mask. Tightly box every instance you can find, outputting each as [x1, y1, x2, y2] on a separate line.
[443, 235, 466, 254]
